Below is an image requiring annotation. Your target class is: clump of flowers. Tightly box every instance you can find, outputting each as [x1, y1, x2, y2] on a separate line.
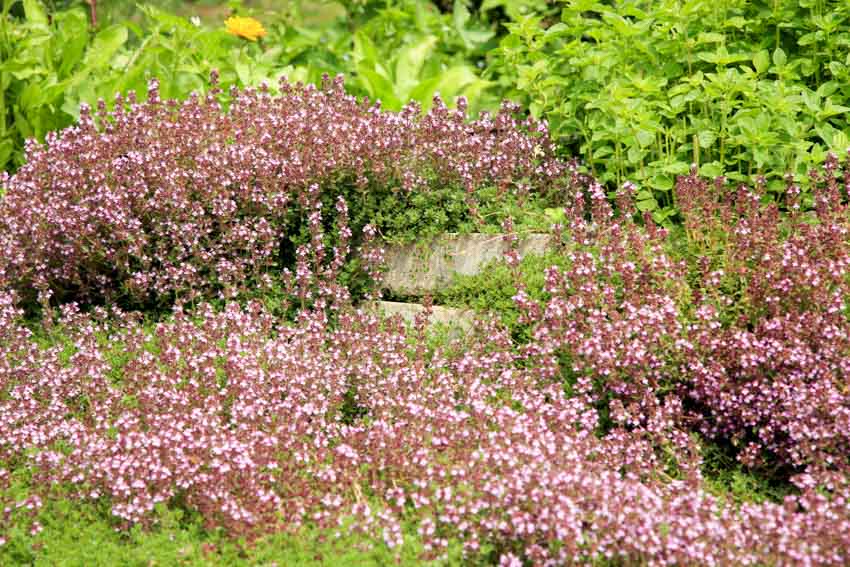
[515, 156, 850, 487]
[1, 289, 849, 564]
[224, 16, 267, 41]
[677, 159, 850, 481]
[0, 73, 567, 311]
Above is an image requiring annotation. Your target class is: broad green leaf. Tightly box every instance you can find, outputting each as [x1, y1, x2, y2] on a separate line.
[772, 47, 786, 68]
[23, 0, 48, 25]
[753, 50, 769, 74]
[0, 140, 13, 171]
[545, 23, 568, 37]
[175, 72, 205, 94]
[8, 64, 43, 80]
[18, 82, 46, 110]
[55, 9, 90, 77]
[113, 49, 158, 96]
[696, 32, 725, 44]
[233, 55, 252, 87]
[407, 75, 442, 107]
[662, 162, 691, 175]
[635, 197, 657, 212]
[652, 206, 675, 225]
[817, 102, 850, 120]
[767, 179, 786, 193]
[42, 75, 76, 103]
[529, 101, 544, 119]
[831, 132, 850, 151]
[635, 129, 654, 148]
[697, 130, 716, 148]
[752, 147, 769, 167]
[724, 16, 748, 29]
[353, 30, 379, 67]
[355, 65, 401, 109]
[649, 175, 673, 191]
[13, 106, 33, 138]
[816, 81, 839, 98]
[593, 145, 614, 159]
[394, 36, 437, 100]
[453, 0, 494, 49]
[698, 47, 750, 66]
[414, 65, 483, 108]
[82, 25, 129, 70]
[699, 162, 724, 177]
[61, 96, 83, 120]
[797, 31, 820, 46]
[516, 60, 547, 91]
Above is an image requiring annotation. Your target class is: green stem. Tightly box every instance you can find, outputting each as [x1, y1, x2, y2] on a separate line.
[0, 1, 11, 139]
[0, 76, 5, 138]
[615, 140, 622, 187]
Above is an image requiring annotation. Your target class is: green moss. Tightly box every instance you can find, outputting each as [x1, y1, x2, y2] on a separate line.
[699, 440, 797, 506]
[0, 490, 470, 567]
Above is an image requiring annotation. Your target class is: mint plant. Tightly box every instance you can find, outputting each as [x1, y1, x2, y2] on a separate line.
[490, 0, 850, 221]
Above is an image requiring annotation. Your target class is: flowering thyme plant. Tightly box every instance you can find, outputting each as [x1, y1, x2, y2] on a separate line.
[0, 73, 566, 312]
[1, 287, 849, 564]
[512, 157, 850, 485]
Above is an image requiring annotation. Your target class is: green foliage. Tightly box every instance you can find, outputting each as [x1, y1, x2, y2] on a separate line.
[439, 250, 571, 342]
[700, 440, 797, 506]
[0, 0, 96, 169]
[349, 0, 496, 111]
[0, 0, 235, 170]
[490, 0, 850, 220]
[0, 490, 464, 566]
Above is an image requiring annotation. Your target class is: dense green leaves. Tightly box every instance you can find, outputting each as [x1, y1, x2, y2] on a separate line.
[489, 0, 850, 221]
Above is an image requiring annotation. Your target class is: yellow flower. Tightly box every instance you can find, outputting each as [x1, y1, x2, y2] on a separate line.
[224, 16, 267, 41]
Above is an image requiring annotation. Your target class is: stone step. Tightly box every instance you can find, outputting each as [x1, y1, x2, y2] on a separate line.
[367, 301, 475, 334]
[382, 233, 552, 295]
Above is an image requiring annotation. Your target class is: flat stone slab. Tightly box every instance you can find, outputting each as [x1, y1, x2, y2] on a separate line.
[367, 301, 475, 334]
[382, 233, 552, 295]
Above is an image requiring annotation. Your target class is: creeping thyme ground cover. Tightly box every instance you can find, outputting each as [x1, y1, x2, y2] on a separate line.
[0, 71, 849, 565]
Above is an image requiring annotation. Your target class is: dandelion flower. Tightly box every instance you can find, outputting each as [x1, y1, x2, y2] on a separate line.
[224, 16, 267, 41]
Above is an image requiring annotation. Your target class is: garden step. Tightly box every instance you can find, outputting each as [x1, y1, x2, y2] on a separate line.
[368, 301, 475, 334]
[382, 232, 552, 295]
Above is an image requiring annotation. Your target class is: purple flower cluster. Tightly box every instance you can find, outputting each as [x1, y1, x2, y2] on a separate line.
[1, 292, 849, 564]
[521, 161, 850, 486]
[0, 74, 565, 308]
[679, 163, 850, 480]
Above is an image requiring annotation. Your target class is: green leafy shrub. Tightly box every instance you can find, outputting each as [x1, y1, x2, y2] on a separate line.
[439, 250, 570, 342]
[490, 0, 850, 222]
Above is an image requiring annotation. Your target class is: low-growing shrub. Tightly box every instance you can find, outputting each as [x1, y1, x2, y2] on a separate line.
[480, 159, 850, 485]
[0, 73, 569, 312]
[1, 292, 849, 564]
